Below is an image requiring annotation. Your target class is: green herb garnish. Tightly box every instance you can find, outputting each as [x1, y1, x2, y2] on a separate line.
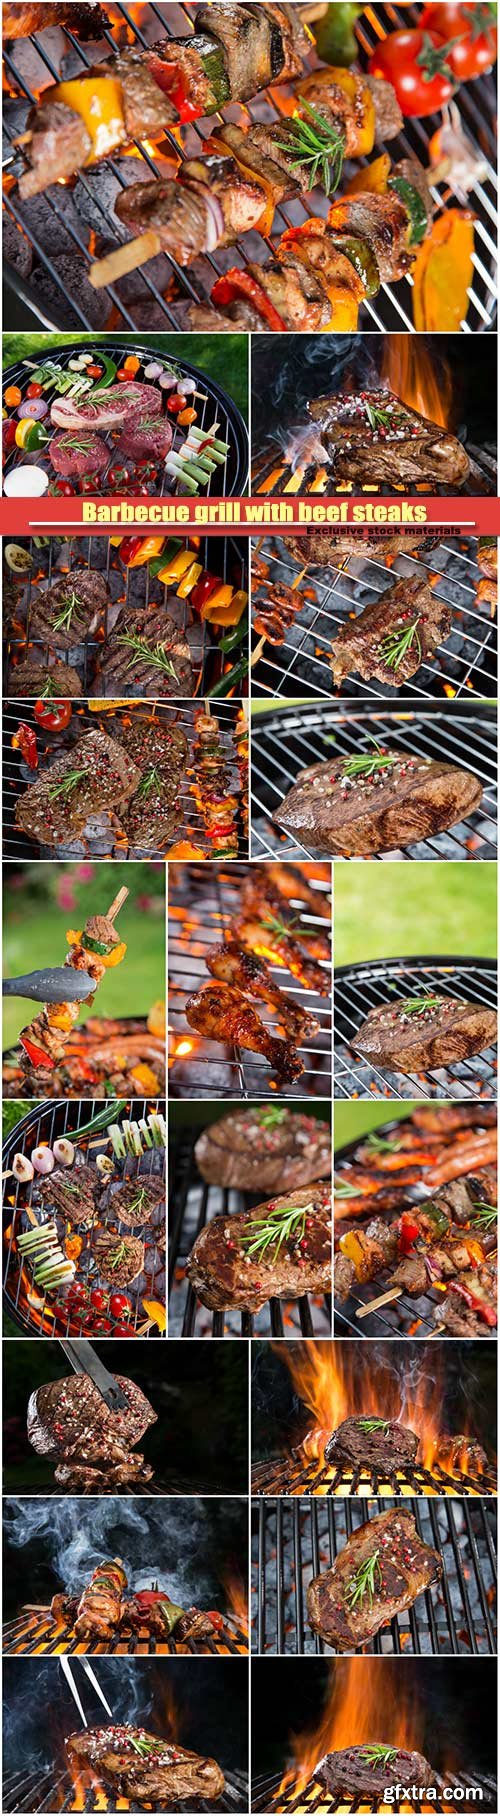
[276, 103, 345, 196]
[241, 1200, 314, 1261]
[117, 634, 178, 681]
[52, 589, 82, 632]
[261, 912, 318, 941]
[379, 617, 422, 672]
[341, 749, 397, 780]
[104, 1240, 127, 1269]
[137, 766, 163, 798]
[255, 1107, 287, 1129]
[356, 1418, 391, 1433]
[400, 996, 441, 1016]
[40, 675, 58, 698]
[470, 1202, 497, 1230]
[365, 1132, 403, 1154]
[126, 1188, 148, 1216]
[47, 766, 87, 801]
[333, 1176, 360, 1198]
[360, 1746, 398, 1770]
[364, 401, 393, 431]
[345, 1550, 382, 1610]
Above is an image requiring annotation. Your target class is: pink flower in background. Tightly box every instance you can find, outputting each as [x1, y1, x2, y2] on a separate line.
[75, 863, 94, 882]
[56, 878, 76, 912]
[137, 895, 152, 912]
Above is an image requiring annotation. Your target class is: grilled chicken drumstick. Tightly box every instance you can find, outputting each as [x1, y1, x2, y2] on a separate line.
[266, 861, 332, 919]
[206, 939, 320, 1041]
[19, 887, 128, 1075]
[185, 981, 304, 1082]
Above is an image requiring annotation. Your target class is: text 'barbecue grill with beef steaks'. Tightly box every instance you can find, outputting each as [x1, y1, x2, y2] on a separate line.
[353, 996, 498, 1076]
[307, 1507, 442, 1651]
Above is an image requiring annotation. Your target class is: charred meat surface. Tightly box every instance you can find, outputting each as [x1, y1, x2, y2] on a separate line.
[307, 1508, 441, 1650]
[107, 1177, 165, 1230]
[27, 571, 109, 653]
[15, 729, 141, 849]
[186, 1180, 331, 1312]
[27, 1372, 157, 1491]
[8, 661, 83, 699]
[313, 1747, 433, 1800]
[273, 748, 482, 856]
[330, 574, 451, 687]
[194, 1106, 331, 1194]
[98, 607, 193, 698]
[438, 1165, 497, 1223]
[93, 1230, 145, 1287]
[39, 1166, 99, 1229]
[67, 1726, 225, 1806]
[286, 530, 436, 568]
[324, 1416, 419, 1470]
[185, 981, 305, 1082]
[3, 3, 103, 36]
[308, 387, 470, 490]
[75, 1559, 126, 1640]
[206, 939, 319, 1041]
[353, 995, 497, 1076]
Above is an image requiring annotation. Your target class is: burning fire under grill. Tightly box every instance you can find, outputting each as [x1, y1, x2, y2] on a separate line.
[250, 1656, 497, 1812]
[251, 1340, 497, 1498]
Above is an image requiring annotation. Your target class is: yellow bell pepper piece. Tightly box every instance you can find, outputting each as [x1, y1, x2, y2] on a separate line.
[46, 1005, 75, 1031]
[177, 560, 203, 598]
[66, 929, 82, 945]
[126, 536, 166, 568]
[53, 76, 126, 162]
[345, 153, 391, 197]
[298, 67, 375, 158]
[99, 941, 127, 968]
[339, 1231, 364, 1268]
[130, 1063, 160, 1092]
[142, 1299, 167, 1333]
[147, 999, 165, 1038]
[158, 548, 198, 584]
[200, 583, 234, 622]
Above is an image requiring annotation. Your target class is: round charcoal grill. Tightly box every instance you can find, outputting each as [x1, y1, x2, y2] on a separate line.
[334, 955, 497, 1101]
[251, 535, 498, 701]
[2, 700, 248, 861]
[2, 1098, 166, 1339]
[2, 3, 497, 335]
[1, 342, 248, 499]
[168, 1129, 332, 1340]
[4, 533, 248, 699]
[250, 702, 497, 862]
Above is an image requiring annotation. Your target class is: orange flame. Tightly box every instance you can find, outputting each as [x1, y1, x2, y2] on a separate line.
[282, 1659, 425, 1795]
[381, 339, 451, 429]
[222, 1568, 249, 1638]
[273, 1341, 476, 1477]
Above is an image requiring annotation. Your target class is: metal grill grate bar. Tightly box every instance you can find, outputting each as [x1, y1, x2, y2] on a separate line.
[334, 957, 497, 1100]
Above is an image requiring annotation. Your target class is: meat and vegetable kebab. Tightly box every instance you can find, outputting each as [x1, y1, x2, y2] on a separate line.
[18, 886, 129, 1077]
[335, 1192, 497, 1333]
[49, 1557, 226, 1646]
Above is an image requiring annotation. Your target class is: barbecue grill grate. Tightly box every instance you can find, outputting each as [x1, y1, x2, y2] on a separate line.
[168, 1129, 332, 1338]
[168, 862, 332, 1101]
[251, 1768, 498, 1814]
[1, 342, 248, 498]
[3, 1607, 248, 1657]
[251, 1448, 497, 1500]
[334, 955, 497, 1101]
[250, 702, 497, 862]
[3, 1097, 165, 1338]
[2, 699, 248, 860]
[252, 1496, 497, 1655]
[2, 1763, 248, 1813]
[4, 534, 248, 699]
[2, 3, 497, 334]
[251, 537, 498, 701]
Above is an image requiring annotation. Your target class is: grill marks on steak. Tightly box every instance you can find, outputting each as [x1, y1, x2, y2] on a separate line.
[67, 1727, 225, 1806]
[307, 1508, 442, 1651]
[273, 748, 482, 857]
[324, 1417, 419, 1470]
[307, 387, 470, 490]
[28, 571, 109, 653]
[8, 660, 83, 699]
[28, 1372, 157, 1492]
[353, 995, 498, 1076]
[186, 1181, 332, 1312]
[98, 605, 193, 697]
[15, 729, 141, 849]
[106, 1177, 165, 1230]
[313, 1747, 433, 1800]
[194, 1107, 331, 1194]
[39, 1166, 99, 1228]
[330, 574, 451, 687]
[94, 1230, 145, 1287]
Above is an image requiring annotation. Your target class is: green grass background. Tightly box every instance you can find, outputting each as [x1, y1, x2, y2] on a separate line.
[334, 863, 497, 967]
[2, 332, 249, 421]
[3, 863, 165, 1051]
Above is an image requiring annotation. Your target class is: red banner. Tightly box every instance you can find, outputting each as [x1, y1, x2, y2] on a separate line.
[0, 494, 499, 537]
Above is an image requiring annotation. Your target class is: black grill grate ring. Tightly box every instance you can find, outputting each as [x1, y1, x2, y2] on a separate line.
[334, 954, 497, 1101]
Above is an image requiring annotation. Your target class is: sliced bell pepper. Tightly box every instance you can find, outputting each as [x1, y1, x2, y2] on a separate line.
[279, 219, 364, 327]
[158, 547, 199, 584]
[201, 583, 235, 622]
[211, 269, 287, 332]
[20, 1033, 54, 1069]
[190, 572, 221, 614]
[15, 418, 49, 452]
[450, 1282, 497, 1327]
[99, 941, 127, 968]
[12, 723, 38, 768]
[388, 175, 428, 244]
[311, 4, 363, 68]
[209, 130, 277, 236]
[325, 217, 381, 297]
[345, 152, 391, 197]
[166, 840, 206, 858]
[177, 560, 203, 597]
[299, 67, 375, 158]
[130, 1063, 160, 1091]
[119, 535, 165, 568]
[52, 75, 126, 162]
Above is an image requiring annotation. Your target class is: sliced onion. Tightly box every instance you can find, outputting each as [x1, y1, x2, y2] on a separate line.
[200, 186, 225, 252]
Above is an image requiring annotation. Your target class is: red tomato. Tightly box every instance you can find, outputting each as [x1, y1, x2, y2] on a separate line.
[108, 464, 131, 486]
[420, 3, 497, 77]
[109, 1292, 132, 1319]
[34, 700, 72, 732]
[90, 1288, 108, 1311]
[87, 364, 103, 378]
[116, 368, 131, 381]
[112, 1323, 134, 1336]
[49, 480, 73, 497]
[27, 382, 43, 397]
[91, 1316, 113, 1333]
[368, 29, 456, 114]
[67, 1282, 88, 1306]
[167, 394, 185, 414]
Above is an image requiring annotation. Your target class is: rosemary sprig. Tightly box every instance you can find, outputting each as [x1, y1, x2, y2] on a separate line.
[356, 1418, 391, 1433]
[52, 590, 82, 632]
[364, 400, 392, 431]
[379, 617, 422, 672]
[365, 1132, 403, 1154]
[129, 1737, 162, 1757]
[341, 749, 397, 780]
[345, 1549, 382, 1610]
[126, 1188, 148, 1216]
[105, 1240, 127, 1269]
[117, 633, 178, 680]
[47, 766, 88, 800]
[400, 996, 441, 1016]
[40, 675, 58, 698]
[333, 1176, 360, 1198]
[276, 103, 345, 197]
[255, 1107, 287, 1129]
[470, 1202, 497, 1230]
[137, 766, 163, 797]
[360, 1746, 398, 1770]
[261, 912, 317, 941]
[241, 1201, 314, 1261]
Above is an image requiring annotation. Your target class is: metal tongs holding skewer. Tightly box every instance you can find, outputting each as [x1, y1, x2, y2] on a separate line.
[17, 885, 129, 1075]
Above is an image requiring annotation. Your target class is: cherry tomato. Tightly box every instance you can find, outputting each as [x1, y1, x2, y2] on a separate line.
[167, 393, 185, 414]
[420, 2, 497, 78]
[67, 1282, 88, 1306]
[112, 1322, 134, 1336]
[116, 368, 131, 382]
[108, 464, 131, 486]
[90, 1287, 109, 1312]
[368, 29, 456, 114]
[49, 480, 73, 497]
[4, 385, 22, 408]
[91, 1316, 113, 1333]
[86, 364, 103, 378]
[34, 700, 72, 732]
[109, 1292, 132, 1319]
[27, 382, 43, 398]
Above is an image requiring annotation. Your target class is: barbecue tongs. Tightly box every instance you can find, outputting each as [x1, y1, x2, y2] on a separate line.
[60, 1338, 130, 1411]
[60, 1655, 113, 1726]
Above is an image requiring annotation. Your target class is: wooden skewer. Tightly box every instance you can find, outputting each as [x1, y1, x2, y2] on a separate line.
[355, 1286, 402, 1318]
[89, 230, 162, 290]
[105, 886, 129, 924]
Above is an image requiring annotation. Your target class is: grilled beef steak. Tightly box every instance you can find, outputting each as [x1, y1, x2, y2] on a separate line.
[115, 718, 188, 775]
[39, 1166, 98, 1228]
[67, 1726, 225, 1805]
[28, 1372, 156, 1491]
[353, 996, 497, 1076]
[324, 1417, 419, 1470]
[187, 1182, 332, 1313]
[313, 1747, 433, 1800]
[107, 1178, 165, 1229]
[330, 574, 451, 688]
[50, 431, 108, 481]
[15, 730, 141, 849]
[273, 748, 482, 857]
[98, 606, 193, 697]
[28, 571, 109, 652]
[8, 661, 83, 698]
[307, 1508, 441, 1651]
[194, 1107, 331, 1194]
[307, 386, 470, 490]
[93, 1230, 145, 1287]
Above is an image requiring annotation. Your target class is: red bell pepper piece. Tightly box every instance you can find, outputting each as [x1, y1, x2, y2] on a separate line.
[20, 1033, 54, 1069]
[450, 1282, 497, 1327]
[13, 723, 38, 769]
[190, 573, 221, 614]
[211, 269, 287, 332]
[397, 1212, 420, 1255]
[206, 1611, 225, 1631]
